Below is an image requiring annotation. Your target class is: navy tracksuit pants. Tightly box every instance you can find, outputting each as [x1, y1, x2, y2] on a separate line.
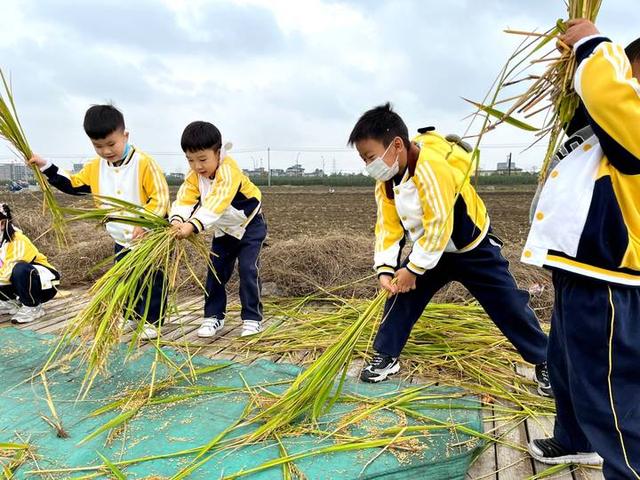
[0, 262, 58, 306]
[374, 233, 548, 365]
[205, 214, 267, 321]
[549, 270, 640, 479]
[114, 243, 167, 325]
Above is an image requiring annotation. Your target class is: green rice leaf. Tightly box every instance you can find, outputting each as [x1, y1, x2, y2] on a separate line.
[462, 98, 540, 131]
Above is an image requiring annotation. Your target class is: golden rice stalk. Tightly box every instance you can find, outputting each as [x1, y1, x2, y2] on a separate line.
[44, 197, 213, 399]
[0, 68, 68, 246]
[464, 0, 602, 182]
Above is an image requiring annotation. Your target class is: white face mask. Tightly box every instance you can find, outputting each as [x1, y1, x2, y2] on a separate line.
[365, 142, 399, 181]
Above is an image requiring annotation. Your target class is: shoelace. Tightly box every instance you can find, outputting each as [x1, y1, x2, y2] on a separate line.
[537, 364, 550, 384]
[370, 354, 389, 369]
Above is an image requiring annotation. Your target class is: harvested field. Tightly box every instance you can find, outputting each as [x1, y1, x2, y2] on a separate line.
[0, 184, 552, 319]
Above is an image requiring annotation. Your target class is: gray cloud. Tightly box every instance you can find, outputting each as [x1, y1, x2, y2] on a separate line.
[1, 0, 637, 172]
[26, 0, 287, 58]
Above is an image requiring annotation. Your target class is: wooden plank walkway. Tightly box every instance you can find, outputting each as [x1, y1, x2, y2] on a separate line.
[1, 289, 605, 480]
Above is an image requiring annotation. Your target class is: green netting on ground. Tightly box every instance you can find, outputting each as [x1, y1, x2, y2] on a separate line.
[0, 327, 484, 479]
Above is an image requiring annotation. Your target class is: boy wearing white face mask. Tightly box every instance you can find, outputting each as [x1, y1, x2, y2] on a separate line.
[348, 103, 550, 396]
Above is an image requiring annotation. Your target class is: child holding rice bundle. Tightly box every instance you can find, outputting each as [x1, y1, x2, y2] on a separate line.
[524, 20, 640, 473]
[347, 103, 552, 397]
[171, 121, 266, 338]
[0, 203, 60, 323]
[29, 104, 170, 339]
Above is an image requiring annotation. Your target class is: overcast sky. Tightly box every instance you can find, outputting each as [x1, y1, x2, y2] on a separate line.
[0, 0, 637, 174]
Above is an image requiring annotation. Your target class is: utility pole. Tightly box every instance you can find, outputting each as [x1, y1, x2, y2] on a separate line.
[267, 147, 271, 187]
[507, 152, 512, 176]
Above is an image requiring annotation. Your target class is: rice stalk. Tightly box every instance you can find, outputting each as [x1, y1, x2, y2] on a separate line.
[0, 441, 31, 479]
[39, 372, 69, 438]
[219, 435, 422, 480]
[43, 197, 214, 399]
[465, 1, 602, 182]
[167, 292, 390, 478]
[96, 453, 126, 480]
[243, 291, 388, 438]
[525, 463, 573, 479]
[0, 68, 67, 246]
[231, 298, 553, 415]
[79, 363, 232, 445]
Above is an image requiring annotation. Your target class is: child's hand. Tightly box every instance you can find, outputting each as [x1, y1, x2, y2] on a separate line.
[394, 268, 417, 294]
[559, 19, 600, 48]
[379, 275, 398, 296]
[172, 222, 195, 239]
[28, 154, 47, 168]
[131, 226, 146, 240]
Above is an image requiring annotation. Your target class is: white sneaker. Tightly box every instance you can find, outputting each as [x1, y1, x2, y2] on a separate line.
[197, 318, 224, 338]
[140, 323, 158, 340]
[11, 304, 45, 324]
[0, 300, 20, 315]
[241, 320, 262, 337]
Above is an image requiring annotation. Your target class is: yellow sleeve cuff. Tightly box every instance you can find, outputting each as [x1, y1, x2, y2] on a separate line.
[406, 262, 426, 276]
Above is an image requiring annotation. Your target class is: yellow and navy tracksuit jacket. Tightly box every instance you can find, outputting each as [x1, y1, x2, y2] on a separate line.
[374, 131, 489, 277]
[0, 230, 59, 287]
[523, 36, 640, 286]
[41, 146, 170, 247]
[169, 155, 262, 239]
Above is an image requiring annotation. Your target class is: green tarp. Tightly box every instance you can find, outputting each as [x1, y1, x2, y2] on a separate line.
[0, 327, 484, 479]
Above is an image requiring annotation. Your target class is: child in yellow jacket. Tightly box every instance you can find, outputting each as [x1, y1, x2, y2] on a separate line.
[171, 121, 266, 338]
[524, 21, 640, 473]
[348, 103, 550, 396]
[0, 204, 60, 323]
[29, 104, 170, 339]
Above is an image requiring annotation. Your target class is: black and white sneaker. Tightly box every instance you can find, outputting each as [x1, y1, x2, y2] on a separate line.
[360, 353, 400, 383]
[535, 362, 554, 398]
[528, 438, 603, 465]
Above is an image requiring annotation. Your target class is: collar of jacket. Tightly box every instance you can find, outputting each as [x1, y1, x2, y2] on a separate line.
[384, 142, 420, 199]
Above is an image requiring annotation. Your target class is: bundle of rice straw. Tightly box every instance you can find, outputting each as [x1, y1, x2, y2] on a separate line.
[45, 196, 212, 398]
[464, 0, 602, 181]
[0, 68, 67, 245]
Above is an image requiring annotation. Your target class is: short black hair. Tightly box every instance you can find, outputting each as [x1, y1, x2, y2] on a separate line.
[0, 203, 16, 243]
[83, 104, 125, 140]
[348, 102, 411, 150]
[626, 37, 640, 63]
[181, 121, 222, 153]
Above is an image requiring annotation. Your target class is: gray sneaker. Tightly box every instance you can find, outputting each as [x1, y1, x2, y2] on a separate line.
[11, 304, 45, 324]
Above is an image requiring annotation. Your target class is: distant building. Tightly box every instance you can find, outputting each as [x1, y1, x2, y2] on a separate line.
[72, 163, 84, 173]
[0, 164, 11, 182]
[166, 172, 185, 185]
[286, 164, 305, 176]
[269, 168, 286, 177]
[0, 162, 35, 182]
[243, 167, 267, 177]
[496, 161, 522, 174]
[304, 168, 325, 177]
